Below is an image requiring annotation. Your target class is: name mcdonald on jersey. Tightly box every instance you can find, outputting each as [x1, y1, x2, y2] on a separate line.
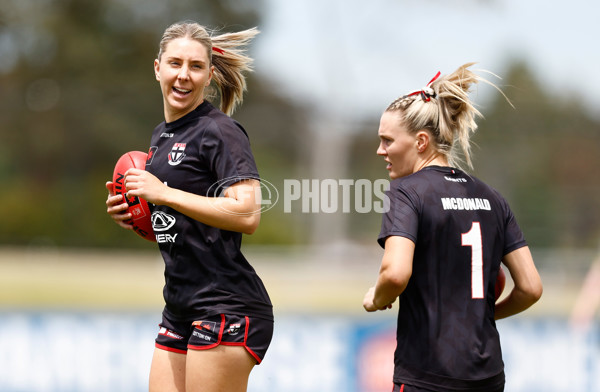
[440, 197, 491, 211]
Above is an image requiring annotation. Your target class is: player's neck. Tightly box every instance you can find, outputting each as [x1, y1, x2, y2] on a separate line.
[414, 152, 448, 172]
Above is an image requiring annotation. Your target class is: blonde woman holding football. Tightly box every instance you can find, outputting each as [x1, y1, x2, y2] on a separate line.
[106, 21, 272, 392]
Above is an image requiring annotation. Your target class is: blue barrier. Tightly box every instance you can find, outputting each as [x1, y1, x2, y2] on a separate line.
[0, 311, 597, 392]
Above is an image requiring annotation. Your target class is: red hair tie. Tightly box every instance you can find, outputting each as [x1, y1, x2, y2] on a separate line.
[406, 71, 441, 102]
[426, 71, 441, 87]
[212, 47, 225, 55]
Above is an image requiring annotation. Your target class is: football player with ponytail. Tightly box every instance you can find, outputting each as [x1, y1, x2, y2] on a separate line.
[363, 63, 543, 392]
[106, 21, 272, 392]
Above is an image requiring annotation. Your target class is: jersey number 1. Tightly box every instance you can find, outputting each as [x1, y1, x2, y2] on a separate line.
[462, 222, 484, 299]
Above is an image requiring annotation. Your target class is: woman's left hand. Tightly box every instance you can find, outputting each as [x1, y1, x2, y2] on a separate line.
[363, 287, 394, 312]
[123, 168, 169, 205]
[363, 287, 379, 312]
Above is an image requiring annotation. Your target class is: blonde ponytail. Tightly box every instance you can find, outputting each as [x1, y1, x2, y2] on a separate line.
[209, 27, 259, 115]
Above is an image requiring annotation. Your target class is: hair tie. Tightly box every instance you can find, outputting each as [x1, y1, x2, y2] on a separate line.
[405, 71, 441, 102]
[212, 47, 225, 55]
[426, 71, 441, 87]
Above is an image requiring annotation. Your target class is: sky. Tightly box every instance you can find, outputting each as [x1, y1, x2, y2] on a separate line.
[254, 0, 600, 124]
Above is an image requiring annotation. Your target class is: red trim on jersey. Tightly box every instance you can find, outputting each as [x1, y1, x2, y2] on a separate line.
[155, 343, 187, 354]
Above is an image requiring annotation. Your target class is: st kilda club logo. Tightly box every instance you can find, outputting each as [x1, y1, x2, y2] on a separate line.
[168, 143, 186, 166]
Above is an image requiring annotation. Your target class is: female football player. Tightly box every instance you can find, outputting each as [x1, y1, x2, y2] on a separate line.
[363, 63, 543, 392]
[105, 21, 272, 392]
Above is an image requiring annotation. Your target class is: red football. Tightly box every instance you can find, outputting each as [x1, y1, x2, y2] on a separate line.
[112, 151, 156, 242]
[495, 266, 506, 300]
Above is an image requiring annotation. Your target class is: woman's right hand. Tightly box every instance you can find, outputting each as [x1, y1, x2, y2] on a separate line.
[105, 181, 133, 230]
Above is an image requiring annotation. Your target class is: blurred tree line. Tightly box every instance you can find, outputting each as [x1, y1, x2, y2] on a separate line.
[1, 0, 598, 250]
[0, 0, 308, 248]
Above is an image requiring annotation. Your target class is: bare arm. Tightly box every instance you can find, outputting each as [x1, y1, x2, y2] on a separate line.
[363, 236, 414, 312]
[123, 168, 261, 234]
[495, 246, 543, 320]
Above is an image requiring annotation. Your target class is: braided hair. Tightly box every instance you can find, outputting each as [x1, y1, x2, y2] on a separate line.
[386, 63, 509, 169]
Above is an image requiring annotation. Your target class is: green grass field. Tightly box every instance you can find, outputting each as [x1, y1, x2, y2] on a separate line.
[0, 245, 586, 317]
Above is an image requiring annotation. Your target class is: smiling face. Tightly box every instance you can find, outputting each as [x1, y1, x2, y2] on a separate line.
[154, 37, 213, 122]
[376, 110, 419, 179]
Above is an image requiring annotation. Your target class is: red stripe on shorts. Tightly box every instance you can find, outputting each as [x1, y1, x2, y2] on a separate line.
[217, 315, 262, 363]
[188, 314, 225, 351]
[155, 343, 187, 354]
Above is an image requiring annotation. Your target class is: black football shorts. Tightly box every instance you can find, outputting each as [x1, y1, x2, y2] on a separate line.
[155, 312, 273, 364]
[393, 382, 504, 392]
